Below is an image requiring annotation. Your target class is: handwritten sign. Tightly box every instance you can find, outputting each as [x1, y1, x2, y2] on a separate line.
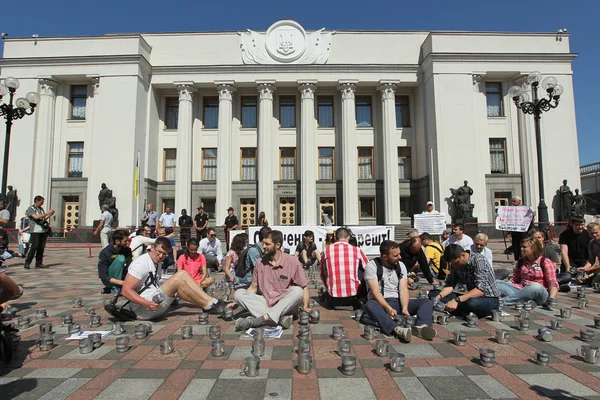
[495, 206, 534, 232]
[414, 214, 447, 234]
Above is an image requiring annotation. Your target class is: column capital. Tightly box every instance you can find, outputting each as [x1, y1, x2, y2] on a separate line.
[378, 81, 398, 101]
[472, 74, 483, 92]
[298, 81, 317, 100]
[88, 75, 100, 95]
[176, 83, 196, 102]
[216, 83, 236, 102]
[38, 78, 59, 97]
[257, 81, 276, 101]
[337, 81, 357, 101]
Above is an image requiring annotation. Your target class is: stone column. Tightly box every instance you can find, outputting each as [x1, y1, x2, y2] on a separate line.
[257, 82, 275, 221]
[338, 81, 359, 225]
[215, 83, 235, 224]
[298, 82, 317, 225]
[379, 82, 401, 224]
[175, 83, 195, 216]
[515, 77, 538, 207]
[31, 78, 59, 199]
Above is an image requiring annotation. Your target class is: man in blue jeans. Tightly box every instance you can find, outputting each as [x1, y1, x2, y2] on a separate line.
[429, 244, 500, 318]
[360, 240, 436, 342]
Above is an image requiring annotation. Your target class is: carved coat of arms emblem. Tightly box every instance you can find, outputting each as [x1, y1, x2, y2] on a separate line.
[277, 30, 295, 55]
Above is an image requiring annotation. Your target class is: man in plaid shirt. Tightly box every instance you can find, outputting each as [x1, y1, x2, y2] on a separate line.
[320, 227, 369, 309]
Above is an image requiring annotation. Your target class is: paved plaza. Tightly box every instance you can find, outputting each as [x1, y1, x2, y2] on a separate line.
[2, 243, 600, 399]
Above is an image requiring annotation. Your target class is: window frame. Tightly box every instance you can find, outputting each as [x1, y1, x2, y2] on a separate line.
[163, 148, 177, 181]
[485, 82, 504, 117]
[66, 142, 84, 178]
[318, 147, 335, 180]
[357, 147, 374, 180]
[355, 95, 373, 127]
[202, 96, 219, 129]
[279, 147, 297, 180]
[240, 147, 257, 181]
[397, 146, 412, 180]
[317, 95, 334, 128]
[359, 197, 376, 218]
[164, 96, 179, 130]
[395, 95, 411, 128]
[69, 84, 88, 120]
[279, 95, 297, 128]
[201, 198, 216, 219]
[489, 138, 508, 174]
[202, 148, 218, 181]
[240, 96, 258, 128]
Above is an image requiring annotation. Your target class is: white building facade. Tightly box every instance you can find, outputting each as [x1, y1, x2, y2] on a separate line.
[0, 21, 581, 229]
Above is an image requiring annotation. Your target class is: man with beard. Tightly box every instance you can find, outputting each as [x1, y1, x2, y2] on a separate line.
[559, 216, 592, 274]
[98, 230, 132, 295]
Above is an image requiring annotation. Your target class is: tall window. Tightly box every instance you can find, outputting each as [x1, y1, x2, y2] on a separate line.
[201, 199, 216, 219]
[241, 148, 257, 180]
[280, 148, 296, 180]
[241, 96, 257, 128]
[360, 197, 375, 218]
[67, 142, 84, 177]
[358, 147, 373, 180]
[398, 147, 411, 180]
[489, 139, 507, 174]
[279, 96, 296, 127]
[163, 149, 176, 181]
[317, 96, 334, 127]
[318, 147, 335, 180]
[165, 97, 179, 129]
[400, 197, 412, 217]
[70, 85, 87, 120]
[203, 97, 219, 129]
[395, 96, 411, 127]
[486, 82, 503, 117]
[202, 148, 217, 180]
[356, 96, 372, 127]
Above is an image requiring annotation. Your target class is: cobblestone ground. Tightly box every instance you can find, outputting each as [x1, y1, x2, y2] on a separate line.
[1, 243, 600, 399]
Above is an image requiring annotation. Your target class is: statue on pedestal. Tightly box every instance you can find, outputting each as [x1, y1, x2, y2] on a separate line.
[5, 186, 19, 223]
[105, 190, 119, 225]
[98, 183, 110, 210]
[572, 188, 586, 216]
[558, 179, 573, 221]
[449, 180, 475, 223]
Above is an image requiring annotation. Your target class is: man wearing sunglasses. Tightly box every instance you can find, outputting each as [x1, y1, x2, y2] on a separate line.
[199, 227, 223, 272]
[121, 237, 225, 320]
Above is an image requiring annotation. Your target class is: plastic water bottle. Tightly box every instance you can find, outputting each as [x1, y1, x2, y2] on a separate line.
[153, 293, 166, 304]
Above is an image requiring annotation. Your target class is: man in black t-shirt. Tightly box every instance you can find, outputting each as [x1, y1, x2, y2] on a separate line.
[222, 207, 239, 251]
[559, 216, 592, 274]
[295, 230, 321, 268]
[400, 237, 434, 285]
[178, 209, 194, 247]
[194, 207, 209, 240]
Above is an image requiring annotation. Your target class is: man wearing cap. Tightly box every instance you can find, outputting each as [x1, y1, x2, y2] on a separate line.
[423, 201, 440, 214]
[194, 207, 209, 240]
[178, 209, 194, 247]
[222, 207, 239, 251]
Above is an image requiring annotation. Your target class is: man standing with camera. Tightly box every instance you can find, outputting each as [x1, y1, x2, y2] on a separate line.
[24, 195, 54, 270]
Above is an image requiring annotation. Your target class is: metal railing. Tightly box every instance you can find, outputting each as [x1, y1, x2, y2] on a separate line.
[581, 162, 600, 176]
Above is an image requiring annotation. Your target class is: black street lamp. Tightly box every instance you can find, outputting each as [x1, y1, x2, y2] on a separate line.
[0, 77, 40, 197]
[508, 71, 563, 231]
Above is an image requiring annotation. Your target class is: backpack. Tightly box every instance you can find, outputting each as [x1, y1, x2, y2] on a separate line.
[373, 257, 404, 297]
[235, 244, 261, 277]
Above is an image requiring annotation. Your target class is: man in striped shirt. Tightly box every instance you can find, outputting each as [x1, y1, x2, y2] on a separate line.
[320, 227, 369, 309]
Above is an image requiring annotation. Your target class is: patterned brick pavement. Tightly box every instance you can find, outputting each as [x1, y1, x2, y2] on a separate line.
[1, 244, 600, 399]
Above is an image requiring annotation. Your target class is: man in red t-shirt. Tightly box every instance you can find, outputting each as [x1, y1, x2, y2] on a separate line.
[320, 227, 369, 309]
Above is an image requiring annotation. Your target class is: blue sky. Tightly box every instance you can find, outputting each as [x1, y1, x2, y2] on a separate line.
[1, 0, 597, 165]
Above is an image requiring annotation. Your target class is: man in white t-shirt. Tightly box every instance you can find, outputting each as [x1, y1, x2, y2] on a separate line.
[94, 205, 113, 248]
[129, 225, 155, 258]
[442, 223, 473, 250]
[359, 240, 436, 342]
[121, 237, 225, 320]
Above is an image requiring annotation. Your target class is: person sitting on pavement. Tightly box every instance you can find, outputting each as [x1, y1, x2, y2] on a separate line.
[360, 240, 436, 342]
[177, 238, 214, 289]
[496, 237, 559, 307]
[234, 226, 272, 288]
[199, 227, 224, 272]
[559, 215, 591, 274]
[528, 228, 560, 265]
[400, 236, 435, 285]
[156, 227, 176, 273]
[420, 233, 447, 280]
[224, 233, 248, 283]
[129, 225, 155, 258]
[294, 230, 321, 269]
[98, 230, 133, 296]
[121, 237, 225, 320]
[320, 227, 369, 309]
[0, 227, 14, 260]
[470, 233, 493, 268]
[233, 230, 310, 331]
[441, 228, 451, 244]
[576, 223, 600, 286]
[429, 244, 500, 318]
[322, 229, 336, 251]
[442, 223, 473, 250]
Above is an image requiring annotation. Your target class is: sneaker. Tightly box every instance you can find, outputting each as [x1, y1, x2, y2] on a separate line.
[110, 286, 121, 296]
[393, 326, 412, 342]
[411, 324, 437, 341]
[206, 299, 226, 315]
[279, 315, 293, 329]
[35, 264, 49, 269]
[234, 315, 265, 331]
[23, 264, 30, 270]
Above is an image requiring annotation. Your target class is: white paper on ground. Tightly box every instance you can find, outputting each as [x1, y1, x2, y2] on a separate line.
[245, 326, 283, 339]
[65, 330, 113, 340]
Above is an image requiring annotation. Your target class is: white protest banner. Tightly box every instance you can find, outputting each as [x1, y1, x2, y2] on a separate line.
[413, 214, 447, 234]
[248, 225, 395, 256]
[495, 206, 534, 232]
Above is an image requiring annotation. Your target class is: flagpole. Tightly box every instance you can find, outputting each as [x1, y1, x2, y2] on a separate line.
[135, 151, 140, 228]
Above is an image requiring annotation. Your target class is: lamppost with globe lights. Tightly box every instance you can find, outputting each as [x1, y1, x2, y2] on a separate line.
[0, 77, 41, 197]
[508, 71, 563, 231]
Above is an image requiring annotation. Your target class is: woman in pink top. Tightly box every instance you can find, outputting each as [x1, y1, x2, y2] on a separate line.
[225, 233, 248, 282]
[177, 239, 213, 288]
[497, 237, 559, 306]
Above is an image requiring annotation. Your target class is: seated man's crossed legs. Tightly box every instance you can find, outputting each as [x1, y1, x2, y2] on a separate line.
[234, 286, 304, 331]
[428, 289, 498, 318]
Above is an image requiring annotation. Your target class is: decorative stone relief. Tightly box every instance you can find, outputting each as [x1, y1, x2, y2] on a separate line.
[178, 84, 196, 102]
[38, 79, 58, 97]
[217, 84, 235, 102]
[338, 83, 357, 101]
[299, 83, 316, 100]
[379, 83, 396, 101]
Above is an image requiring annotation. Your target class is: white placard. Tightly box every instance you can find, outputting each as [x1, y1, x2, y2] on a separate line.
[229, 230, 246, 246]
[247, 225, 395, 256]
[495, 206, 534, 232]
[413, 214, 447, 234]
